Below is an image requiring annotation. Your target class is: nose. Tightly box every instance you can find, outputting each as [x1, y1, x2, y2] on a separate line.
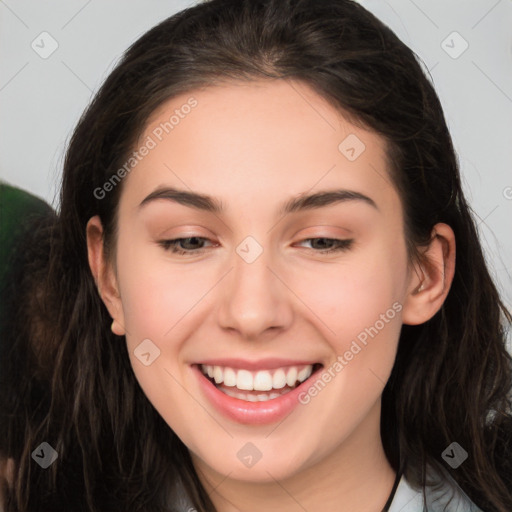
[217, 243, 293, 341]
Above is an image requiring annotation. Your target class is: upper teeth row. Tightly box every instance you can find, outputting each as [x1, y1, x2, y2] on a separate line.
[201, 364, 314, 391]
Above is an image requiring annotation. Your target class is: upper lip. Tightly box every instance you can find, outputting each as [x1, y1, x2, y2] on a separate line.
[195, 358, 321, 371]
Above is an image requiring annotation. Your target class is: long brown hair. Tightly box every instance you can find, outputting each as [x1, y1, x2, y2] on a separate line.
[1, 0, 511, 510]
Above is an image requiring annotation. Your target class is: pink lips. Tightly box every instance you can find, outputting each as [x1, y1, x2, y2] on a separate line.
[192, 361, 322, 425]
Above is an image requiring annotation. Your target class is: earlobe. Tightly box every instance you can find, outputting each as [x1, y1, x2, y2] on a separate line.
[86, 216, 126, 336]
[111, 319, 125, 337]
[401, 223, 456, 326]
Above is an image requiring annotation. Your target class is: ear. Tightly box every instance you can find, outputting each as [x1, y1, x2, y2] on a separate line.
[86, 215, 126, 336]
[401, 223, 456, 326]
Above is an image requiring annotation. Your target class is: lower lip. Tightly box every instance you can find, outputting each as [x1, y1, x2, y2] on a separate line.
[193, 365, 321, 425]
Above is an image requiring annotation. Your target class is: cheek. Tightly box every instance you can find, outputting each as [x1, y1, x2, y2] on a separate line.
[299, 242, 406, 340]
[115, 244, 201, 431]
[294, 239, 407, 403]
[114, 235, 201, 342]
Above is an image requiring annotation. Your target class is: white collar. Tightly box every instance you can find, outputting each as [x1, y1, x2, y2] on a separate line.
[388, 471, 483, 512]
[172, 468, 484, 511]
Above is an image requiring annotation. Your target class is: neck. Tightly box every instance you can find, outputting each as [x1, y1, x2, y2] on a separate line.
[193, 399, 397, 512]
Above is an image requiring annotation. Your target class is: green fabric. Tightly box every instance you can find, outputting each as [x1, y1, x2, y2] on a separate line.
[0, 182, 54, 328]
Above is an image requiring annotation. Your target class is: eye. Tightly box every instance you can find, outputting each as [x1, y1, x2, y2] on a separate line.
[158, 236, 214, 255]
[295, 237, 354, 254]
[158, 236, 353, 256]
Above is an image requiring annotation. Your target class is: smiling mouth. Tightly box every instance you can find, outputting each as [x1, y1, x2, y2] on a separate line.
[198, 363, 323, 402]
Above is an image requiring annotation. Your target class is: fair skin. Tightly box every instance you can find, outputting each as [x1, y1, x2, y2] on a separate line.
[87, 79, 455, 511]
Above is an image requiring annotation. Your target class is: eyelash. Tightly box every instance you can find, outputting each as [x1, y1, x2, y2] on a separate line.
[157, 237, 354, 256]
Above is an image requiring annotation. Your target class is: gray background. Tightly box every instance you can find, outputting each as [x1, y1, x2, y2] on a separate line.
[1, 0, 511, 328]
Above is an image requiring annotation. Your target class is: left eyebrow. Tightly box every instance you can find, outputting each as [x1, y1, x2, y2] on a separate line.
[138, 186, 379, 215]
[278, 189, 379, 216]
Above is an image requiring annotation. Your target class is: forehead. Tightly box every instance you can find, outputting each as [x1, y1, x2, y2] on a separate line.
[120, 79, 399, 216]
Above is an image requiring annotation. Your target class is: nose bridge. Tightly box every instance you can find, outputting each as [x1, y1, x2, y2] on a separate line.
[234, 235, 273, 290]
[217, 234, 292, 338]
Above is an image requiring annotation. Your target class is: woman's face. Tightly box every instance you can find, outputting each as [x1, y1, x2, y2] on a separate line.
[95, 79, 420, 482]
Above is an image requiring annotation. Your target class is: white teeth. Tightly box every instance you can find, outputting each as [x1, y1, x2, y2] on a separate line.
[272, 369, 287, 389]
[219, 386, 292, 402]
[200, 364, 315, 392]
[298, 366, 313, 382]
[223, 367, 237, 387]
[237, 369, 253, 391]
[286, 367, 298, 387]
[253, 371, 273, 391]
[213, 366, 223, 384]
